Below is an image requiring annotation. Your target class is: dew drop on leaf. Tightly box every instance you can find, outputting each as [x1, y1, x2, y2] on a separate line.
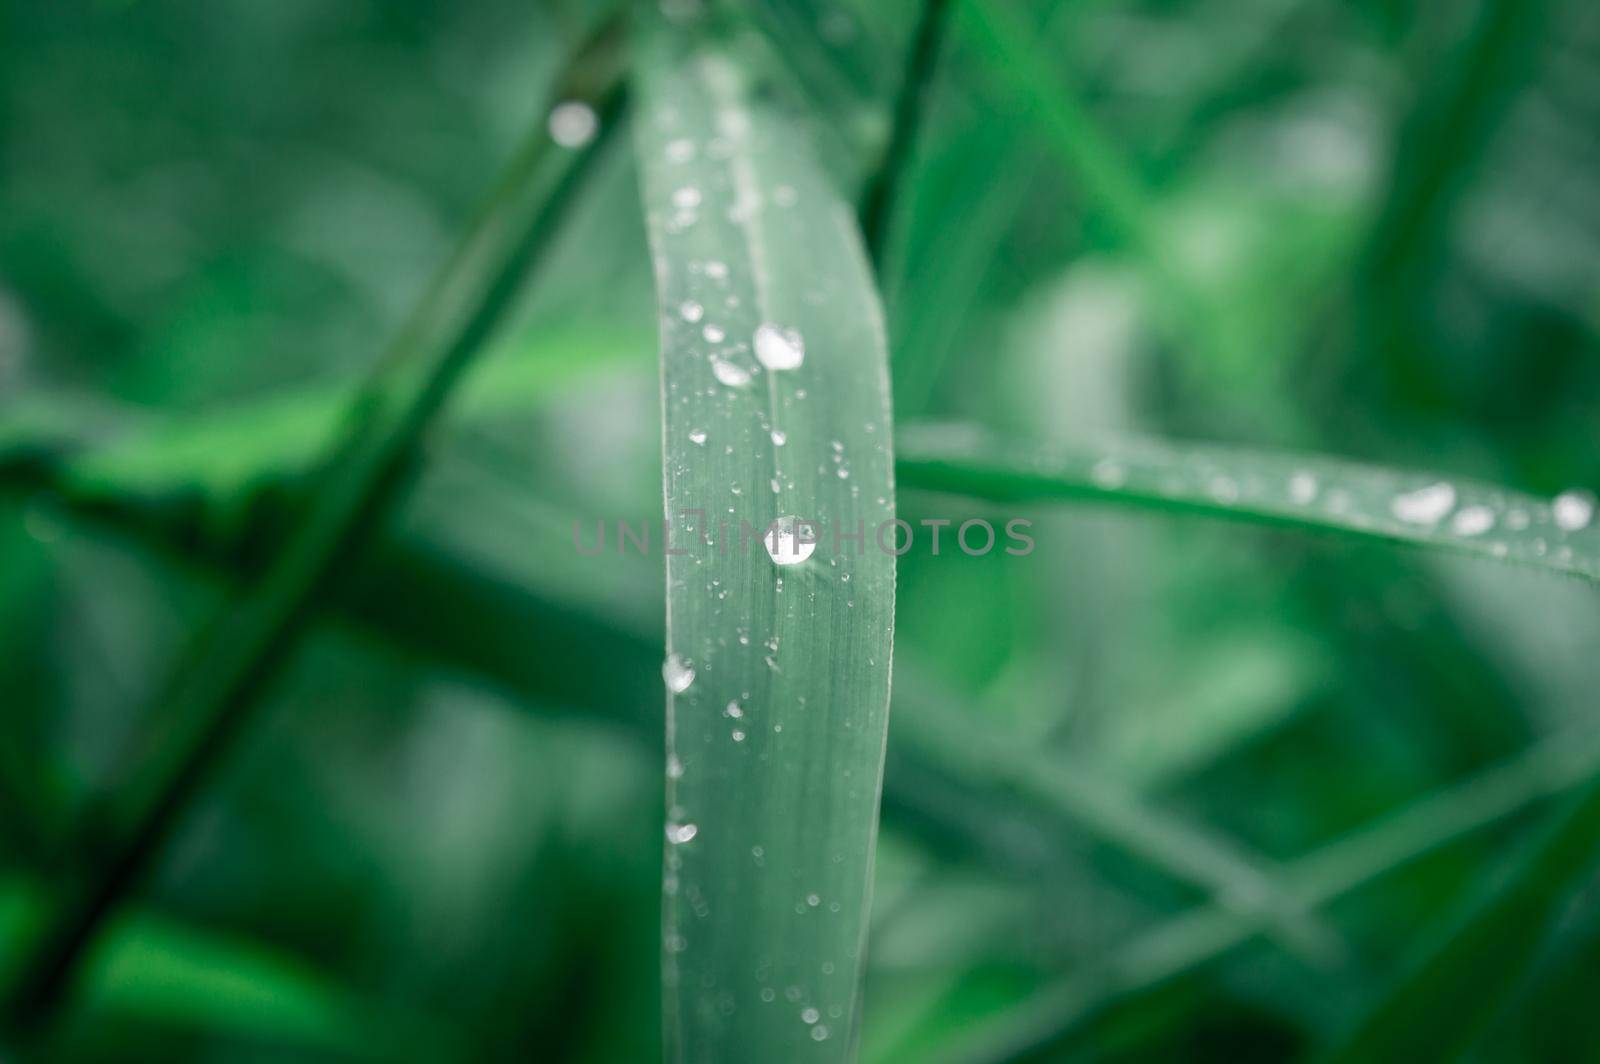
[547, 101, 597, 147]
[1391, 481, 1456, 525]
[663, 654, 695, 693]
[1553, 489, 1595, 532]
[754, 324, 805, 370]
[764, 516, 817, 566]
[712, 359, 751, 387]
[1451, 505, 1495, 537]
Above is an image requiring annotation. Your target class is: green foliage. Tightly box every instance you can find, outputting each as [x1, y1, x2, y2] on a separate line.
[2, 0, 1599, 1061]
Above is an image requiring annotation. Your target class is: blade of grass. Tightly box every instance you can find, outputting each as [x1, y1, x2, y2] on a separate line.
[21, 450, 1338, 973]
[0, 878, 447, 1059]
[932, 727, 1600, 1064]
[2, 16, 628, 1035]
[858, 0, 953, 268]
[955, 0, 1233, 368]
[895, 423, 1600, 583]
[1321, 777, 1600, 1063]
[890, 664, 1343, 966]
[634, 17, 897, 1057]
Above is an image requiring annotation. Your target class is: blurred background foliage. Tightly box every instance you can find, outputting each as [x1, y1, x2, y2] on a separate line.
[2, 0, 1600, 1060]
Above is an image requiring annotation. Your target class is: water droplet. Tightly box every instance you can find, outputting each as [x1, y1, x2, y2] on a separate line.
[732, 729, 746, 742]
[703, 324, 726, 343]
[1553, 489, 1595, 532]
[810, 1026, 829, 1042]
[1208, 476, 1239, 504]
[770, 429, 787, 447]
[665, 138, 696, 164]
[1288, 471, 1318, 505]
[680, 300, 704, 323]
[1091, 459, 1126, 489]
[672, 186, 702, 209]
[667, 755, 684, 779]
[754, 324, 805, 371]
[712, 359, 751, 387]
[770, 478, 781, 494]
[725, 701, 744, 719]
[1450, 505, 1495, 537]
[547, 101, 598, 148]
[665, 822, 699, 844]
[662, 654, 695, 693]
[764, 516, 817, 566]
[802, 1007, 820, 1024]
[760, 987, 777, 1003]
[806, 893, 820, 907]
[688, 428, 708, 445]
[704, 260, 728, 281]
[1391, 481, 1456, 525]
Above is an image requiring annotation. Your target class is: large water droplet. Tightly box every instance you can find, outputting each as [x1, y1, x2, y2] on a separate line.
[663, 654, 695, 693]
[547, 101, 598, 148]
[1391, 481, 1456, 525]
[665, 822, 699, 844]
[1553, 489, 1595, 532]
[754, 324, 805, 371]
[764, 516, 817, 566]
[712, 359, 751, 387]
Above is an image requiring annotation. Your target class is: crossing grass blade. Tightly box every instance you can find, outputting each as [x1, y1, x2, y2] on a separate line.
[2, 17, 628, 1035]
[896, 423, 1600, 583]
[931, 728, 1600, 1064]
[1322, 776, 1600, 1063]
[634, 17, 897, 1060]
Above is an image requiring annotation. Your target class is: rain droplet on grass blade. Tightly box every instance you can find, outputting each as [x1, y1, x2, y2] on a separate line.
[1451, 505, 1495, 537]
[666, 822, 699, 844]
[547, 101, 598, 148]
[663, 654, 696, 693]
[1289, 471, 1318, 505]
[1391, 481, 1456, 525]
[680, 300, 704, 322]
[754, 324, 805, 370]
[1553, 489, 1595, 532]
[688, 429, 707, 445]
[764, 516, 816, 566]
[712, 359, 750, 387]
[703, 324, 726, 343]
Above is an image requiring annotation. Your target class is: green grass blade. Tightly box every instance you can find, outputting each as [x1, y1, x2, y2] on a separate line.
[858, 0, 953, 268]
[634, 20, 897, 1060]
[890, 665, 1342, 966]
[956, 0, 1232, 366]
[3, 18, 628, 1034]
[1322, 777, 1600, 1063]
[931, 728, 1600, 1064]
[896, 423, 1600, 583]
[0, 879, 442, 1059]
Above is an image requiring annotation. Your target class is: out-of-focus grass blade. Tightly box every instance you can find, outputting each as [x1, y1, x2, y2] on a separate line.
[0, 880, 437, 1059]
[955, 0, 1231, 366]
[635, 17, 896, 1059]
[3, 17, 628, 1034]
[1322, 777, 1600, 1063]
[891, 665, 1341, 965]
[930, 728, 1600, 1064]
[896, 423, 1600, 583]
